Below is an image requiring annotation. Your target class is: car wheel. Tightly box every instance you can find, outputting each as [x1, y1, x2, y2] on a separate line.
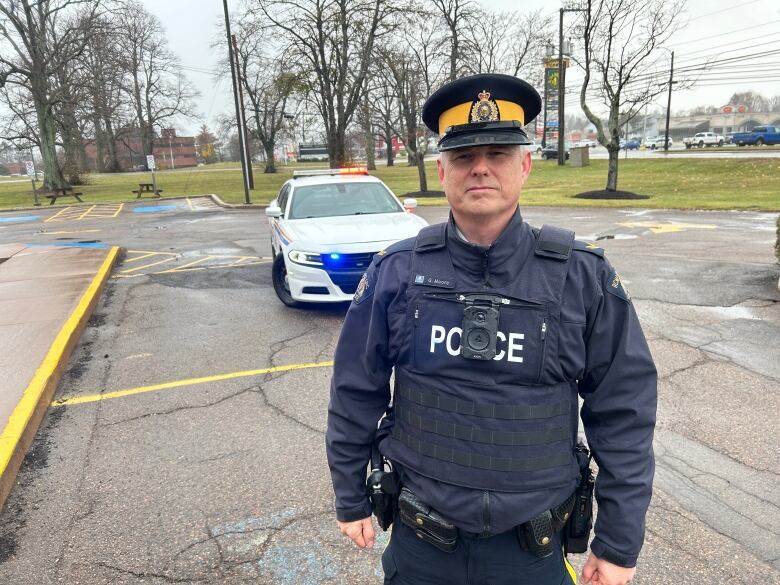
[685, 144, 691, 149]
[272, 255, 301, 308]
[698, 141, 704, 148]
[650, 144, 656, 150]
[756, 138, 764, 146]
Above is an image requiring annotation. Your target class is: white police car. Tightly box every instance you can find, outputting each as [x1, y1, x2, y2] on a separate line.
[266, 168, 428, 307]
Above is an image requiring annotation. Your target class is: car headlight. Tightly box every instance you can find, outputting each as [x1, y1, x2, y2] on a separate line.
[288, 250, 323, 266]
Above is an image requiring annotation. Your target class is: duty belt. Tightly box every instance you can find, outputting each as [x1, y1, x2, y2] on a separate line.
[397, 486, 576, 557]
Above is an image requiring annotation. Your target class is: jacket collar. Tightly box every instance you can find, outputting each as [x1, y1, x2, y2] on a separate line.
[446, 207, 535, 288]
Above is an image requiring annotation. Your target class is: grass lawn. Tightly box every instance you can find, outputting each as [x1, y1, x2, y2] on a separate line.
[0, 157, 778, 211]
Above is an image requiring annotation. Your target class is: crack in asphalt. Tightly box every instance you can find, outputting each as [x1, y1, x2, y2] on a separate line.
[255, 383, 324, 437]
[94, 561, 206, 584]
[53, 280, 124, 581]
[267, 325, 319, 369]
[97, 384, 262, 428]
[656, 451, 780, 536]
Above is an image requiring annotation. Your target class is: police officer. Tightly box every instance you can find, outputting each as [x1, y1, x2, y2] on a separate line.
[326, 73, 656, 585]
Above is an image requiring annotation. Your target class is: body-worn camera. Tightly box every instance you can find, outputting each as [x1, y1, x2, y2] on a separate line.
[460, 294, 502, 360]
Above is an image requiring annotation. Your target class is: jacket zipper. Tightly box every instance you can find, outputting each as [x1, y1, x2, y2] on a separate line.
[482, 490, 491, 534]
[537, 318, 548, 383]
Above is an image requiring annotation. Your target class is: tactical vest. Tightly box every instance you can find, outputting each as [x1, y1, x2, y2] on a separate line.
[381, 223, 581, 492]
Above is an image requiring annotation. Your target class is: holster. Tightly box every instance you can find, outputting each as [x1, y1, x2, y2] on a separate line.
[398, 487, 458, 553]
[563, 442, 595, 554]
[366, 442, 398, 531]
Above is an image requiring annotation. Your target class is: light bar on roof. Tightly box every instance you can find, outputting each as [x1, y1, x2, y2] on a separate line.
[292, 167, 368, 178]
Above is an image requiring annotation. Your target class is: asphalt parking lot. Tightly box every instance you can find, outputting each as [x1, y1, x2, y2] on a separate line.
[0, 197, 778, 584]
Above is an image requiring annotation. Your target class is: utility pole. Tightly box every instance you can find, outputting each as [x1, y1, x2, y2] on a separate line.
[664, 51, 675, 154]
[223, 0, 251, 204]
[232, 34, 254, 189]
[558, 6, 585, 166]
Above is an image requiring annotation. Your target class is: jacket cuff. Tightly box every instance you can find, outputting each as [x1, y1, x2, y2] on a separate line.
[590, 538, 638, 568]
[336, 501, 373, 523]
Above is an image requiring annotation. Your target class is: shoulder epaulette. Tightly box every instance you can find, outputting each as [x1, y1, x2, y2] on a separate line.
[374, 237, 415, 264]
[572, 239, 605, 258]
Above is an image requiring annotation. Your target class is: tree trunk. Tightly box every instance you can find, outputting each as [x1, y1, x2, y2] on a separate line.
[385, 125, 394, 166]
[34, 101, 67, 189]
[264, 142, 276, 173]
[416, 149, 427, 192]
[104, 118, 120, 172]
[606, 147, 619, 191]
[363, 96, 376, 170]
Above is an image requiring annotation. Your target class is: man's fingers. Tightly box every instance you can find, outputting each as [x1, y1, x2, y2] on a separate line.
[337, 518, 375, 548]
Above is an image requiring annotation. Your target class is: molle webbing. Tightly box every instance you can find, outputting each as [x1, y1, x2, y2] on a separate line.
[391, 428, 572, 473]
[397, 385, 569, 420]
[396, 404, 570, 446]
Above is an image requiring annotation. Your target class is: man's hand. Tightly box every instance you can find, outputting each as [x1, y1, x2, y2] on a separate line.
[580, 553, 636, 585]
[337, 517, 376, 548]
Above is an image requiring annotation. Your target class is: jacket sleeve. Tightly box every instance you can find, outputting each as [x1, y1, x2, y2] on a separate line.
[579, 261, 657, 568]
[326, 257, 403, 522]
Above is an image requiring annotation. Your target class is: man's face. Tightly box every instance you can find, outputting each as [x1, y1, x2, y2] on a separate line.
[437, 144, 532, 221]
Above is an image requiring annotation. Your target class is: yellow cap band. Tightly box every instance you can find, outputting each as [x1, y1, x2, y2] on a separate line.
[438, 100, 526, 135]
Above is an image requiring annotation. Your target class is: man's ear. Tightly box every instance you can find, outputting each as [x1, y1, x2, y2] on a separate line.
[437, 156, 445, 183]
[520, 148, 532, 183]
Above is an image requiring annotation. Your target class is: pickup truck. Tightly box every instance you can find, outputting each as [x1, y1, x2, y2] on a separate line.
[683, 132, 725, 148]
[730, 126, 780, 146]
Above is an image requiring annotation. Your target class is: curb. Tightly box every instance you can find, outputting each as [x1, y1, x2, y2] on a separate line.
[0, 195, 267, 214]
[0, 246, 120, 512]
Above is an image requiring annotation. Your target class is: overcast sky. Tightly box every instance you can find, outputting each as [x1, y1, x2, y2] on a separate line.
[140, 0, 780, 135]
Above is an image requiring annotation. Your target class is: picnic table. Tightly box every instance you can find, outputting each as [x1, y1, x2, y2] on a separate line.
[132, 183, 163, 198]
[36, 187, 84, 205]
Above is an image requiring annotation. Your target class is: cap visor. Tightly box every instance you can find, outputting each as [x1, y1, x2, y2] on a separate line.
[438, 128, 532, 151]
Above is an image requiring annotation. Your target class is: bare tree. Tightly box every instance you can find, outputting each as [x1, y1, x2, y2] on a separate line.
[255, 0, 406, 168]
[0, 0, 101, 188]
[429, 0, 476, 81]
[578, 0, 684, 191]
[230, 15, 302, 173]
[116, 0, 198, 161]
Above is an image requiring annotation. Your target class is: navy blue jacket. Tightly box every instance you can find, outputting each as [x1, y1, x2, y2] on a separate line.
[326, 208, 656, 568]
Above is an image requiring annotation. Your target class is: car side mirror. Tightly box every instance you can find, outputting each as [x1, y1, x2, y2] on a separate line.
[265, 205, 282, 218]
[403, 198, 418, 213]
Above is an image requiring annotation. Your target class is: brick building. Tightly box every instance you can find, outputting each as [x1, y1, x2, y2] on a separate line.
[84, 128, 197, 171]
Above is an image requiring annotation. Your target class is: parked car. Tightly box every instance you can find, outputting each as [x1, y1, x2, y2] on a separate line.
[576, 138, 598, 148]
[541, 142, 571, 160]
[620, 138, 641, 150]
[642, 136, 673, 149]
[683, 132, 725, 148]
[731, 126, 780, 146]
[529, 140, 544, 155]
[266, 168, 428, 307]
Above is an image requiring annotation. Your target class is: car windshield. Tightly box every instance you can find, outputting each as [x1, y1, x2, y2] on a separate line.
[288, 182, 403, 219]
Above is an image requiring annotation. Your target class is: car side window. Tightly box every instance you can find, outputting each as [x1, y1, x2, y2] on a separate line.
[277, 185, 290, 215]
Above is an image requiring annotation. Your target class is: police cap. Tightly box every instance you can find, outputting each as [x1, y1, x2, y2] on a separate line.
[422, 73, 542, 151]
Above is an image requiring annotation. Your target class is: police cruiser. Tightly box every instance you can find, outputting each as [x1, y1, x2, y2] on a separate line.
[266, 168, 428, 307]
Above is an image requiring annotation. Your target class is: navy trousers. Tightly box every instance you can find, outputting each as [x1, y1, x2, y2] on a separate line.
[382, 519, 577, 585]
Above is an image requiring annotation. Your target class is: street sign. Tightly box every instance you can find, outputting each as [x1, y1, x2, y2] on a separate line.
[25, 161, 35, 177]
[146, 155, 156, 170]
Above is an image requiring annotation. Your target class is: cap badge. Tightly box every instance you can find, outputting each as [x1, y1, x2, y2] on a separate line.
[470, 90, 499, 123]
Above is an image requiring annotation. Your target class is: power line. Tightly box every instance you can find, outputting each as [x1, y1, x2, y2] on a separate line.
[683, 0, 764, 23]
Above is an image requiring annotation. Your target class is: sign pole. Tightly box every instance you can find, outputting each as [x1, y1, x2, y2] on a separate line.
[26, 161, 39, 206]
[147, 154, 158, 197]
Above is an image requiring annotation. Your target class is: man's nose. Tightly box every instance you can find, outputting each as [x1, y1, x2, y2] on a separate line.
[470, 153, 490, 175]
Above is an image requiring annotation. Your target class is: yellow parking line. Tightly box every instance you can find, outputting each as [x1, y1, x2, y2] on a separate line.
[52, 361, 334, 407]
[124, 251, 161, 263]
[78, 205, 97, 220]
[42, 229, 102, 235]
[44, 207, 72, 223]
[186, 197, 194, 211]
[156, 256, 212, 273]
[112, 203, 124, 217]
[118, 256, 178, 274]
